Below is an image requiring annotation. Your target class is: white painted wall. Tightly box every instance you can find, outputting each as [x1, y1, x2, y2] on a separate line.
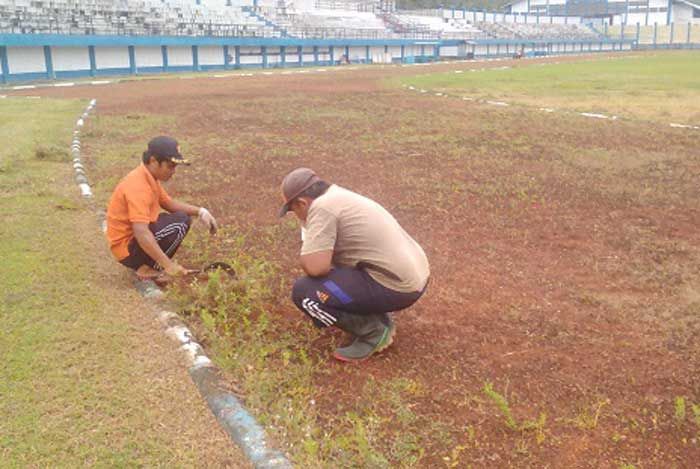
[439, 45, 458, 56]
[168, 46, 193, 66]
[7, 46, 45, 74]
[240, 47, 262, 64]
[135, 46, 163, 67]
[674, 3, 694, 22]
[95, 47, 129, 69]
[199, 45, 224, 65]
[348, 46, 367, 60]
[52, 47, 90, 71]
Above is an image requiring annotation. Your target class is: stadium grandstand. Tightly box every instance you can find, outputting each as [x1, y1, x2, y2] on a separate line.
[2, 0, 696, 83]
[503, 0, 700, 26]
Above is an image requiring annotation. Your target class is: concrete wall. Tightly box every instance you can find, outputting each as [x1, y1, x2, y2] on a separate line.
[1, 36, 638, 83]
[199, 45, 224, 65]
[95, 46, 129, 70]
[52, 47, 90, 72]
[7, 46, 45, 74]
[168, 46, 194, 66]
[135, 46, 163, 68]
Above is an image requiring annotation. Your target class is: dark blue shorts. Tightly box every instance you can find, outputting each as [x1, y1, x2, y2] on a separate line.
[291, 267, 427, 328]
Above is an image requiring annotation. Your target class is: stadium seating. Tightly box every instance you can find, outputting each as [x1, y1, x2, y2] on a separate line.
[0, 0, 278, 37]
[0, 0, 609, 41]
[386, 13, 488, 40]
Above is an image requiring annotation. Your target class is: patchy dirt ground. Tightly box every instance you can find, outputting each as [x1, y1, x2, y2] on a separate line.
[20, 53, 700, 467]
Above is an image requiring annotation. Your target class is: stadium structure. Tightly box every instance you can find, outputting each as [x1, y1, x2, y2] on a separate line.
[504, 0, 700, 26]
[0, 0, 694, 83]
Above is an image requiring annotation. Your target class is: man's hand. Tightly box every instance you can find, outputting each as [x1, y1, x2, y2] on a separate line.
[198, 207, 219, 234]
[163, 261, 191, 277]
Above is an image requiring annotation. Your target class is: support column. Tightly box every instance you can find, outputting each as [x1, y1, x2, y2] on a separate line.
[434, 45, 440, 60]
[670, 22, 675, 44]
[688, 22, 692, 44]
[128, 45, 136, 75]
[365, 45, 370, 63]
[161, 45, 168, 72]
[223, 45, 230, 69]
[88, 45, 96, 77]
[653, 23, 657, 47]
[192, 45, 199, 71]
[280, 45, 286, 67]
[329, 46, 334, 65]
[636, 23, 641, 45]
[313, 46, 319, 65]
[298, 46, 303, 66]
[261, 46, 267, 68]
[344, 45, 349, 63]
[235, 45, 241, 69]
[0, 46, 8, 84]
[400, 44, 405, 62]
[44, 45, 55, 80]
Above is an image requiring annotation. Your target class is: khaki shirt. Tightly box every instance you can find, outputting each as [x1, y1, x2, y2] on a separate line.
[301, 185, 430, 293]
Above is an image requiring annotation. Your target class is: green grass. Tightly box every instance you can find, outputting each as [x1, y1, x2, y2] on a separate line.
[399, 52, 700, 124]
[0, 98, 236, 466]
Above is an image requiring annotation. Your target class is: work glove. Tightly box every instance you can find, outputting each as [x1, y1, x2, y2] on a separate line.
[198, 207, 219, 234]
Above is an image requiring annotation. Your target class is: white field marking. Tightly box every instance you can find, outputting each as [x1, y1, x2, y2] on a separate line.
[181, 342, 207, 366]
[408, 85, 415, 90]
[90, 80, 111, 85]
[281, 71, 294, 74]
[316, 69, 327, 72]
[455, 70, 463, 74]
[262, 72, 273, 75]
[157, 310, 179, 324]
[420, 89, 427, 93]
[297, 70, 309, 73]
[26, 96, 41, 99]
[192, 355, 213, 368]
[12, 85, 36, 90]
[89, 98, 96, 106]
[54, 82, 75, 87]
[79, 183, 92, 198]
[670, 123, 700, 130]
[462, 97, 474, 101]
[435, 92, 443, 96]
[539, 108, 555, 112]
[166, 325, 193, 344]
[179, 76, 195, 79]
[580, 112, 610, 119]
[0, 95, 6, 99]
[213, 74, 228, 78]
[76, 118, 84, 126]
[486, 100, 509, 106]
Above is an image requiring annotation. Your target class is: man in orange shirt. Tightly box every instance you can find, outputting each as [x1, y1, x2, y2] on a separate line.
[106, 136, 218, 281]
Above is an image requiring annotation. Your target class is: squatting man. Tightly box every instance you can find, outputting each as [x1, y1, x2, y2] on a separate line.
[279, 168, 430, 362]
[106, 136, 218, 282]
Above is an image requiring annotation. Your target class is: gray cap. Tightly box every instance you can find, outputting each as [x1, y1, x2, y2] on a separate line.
[278, 167, 321, 217]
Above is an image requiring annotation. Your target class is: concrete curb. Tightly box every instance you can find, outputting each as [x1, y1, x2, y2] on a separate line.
[68, 104, 293, 469]
[70, 99, 97, 198]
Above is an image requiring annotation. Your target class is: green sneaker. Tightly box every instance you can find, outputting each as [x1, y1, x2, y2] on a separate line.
[333, 316, 396, 363]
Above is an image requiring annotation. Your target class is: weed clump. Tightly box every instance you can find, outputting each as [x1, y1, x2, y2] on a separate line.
[34, 144, 69, 162]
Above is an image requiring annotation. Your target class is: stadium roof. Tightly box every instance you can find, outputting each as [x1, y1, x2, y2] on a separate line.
[502, 0, 700, 8]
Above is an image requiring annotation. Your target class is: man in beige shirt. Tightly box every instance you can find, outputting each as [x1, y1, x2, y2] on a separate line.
[279, 168, 430, 362]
